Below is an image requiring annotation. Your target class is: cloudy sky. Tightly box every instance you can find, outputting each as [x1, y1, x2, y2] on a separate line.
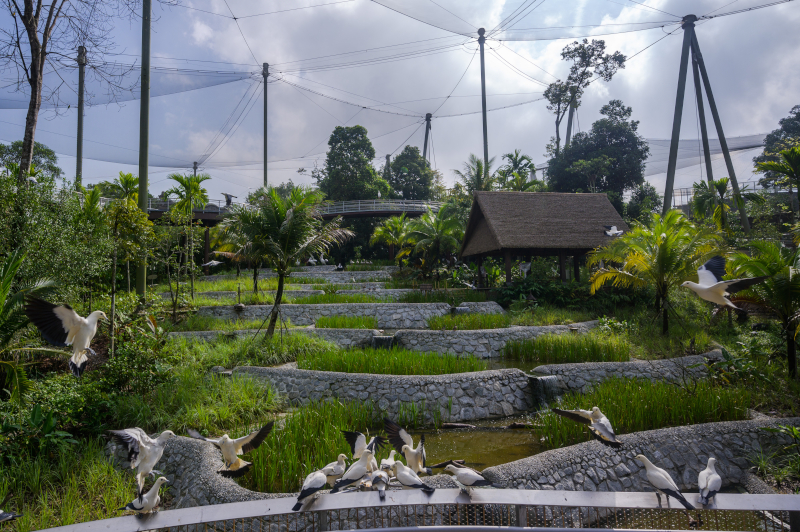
[1, 0, 798, 204]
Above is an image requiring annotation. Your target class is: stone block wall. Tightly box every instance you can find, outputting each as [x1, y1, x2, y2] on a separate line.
[233, 366, 533, 423]
[168, 328, 378, 349]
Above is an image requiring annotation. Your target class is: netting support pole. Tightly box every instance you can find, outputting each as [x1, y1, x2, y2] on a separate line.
[690, 46, 714, 187]
[75, 46, 86, 189]
[662, 14, 695, 217]
[422, 113, 432, 165]
[691, 30, 751, 234]
[136, 0, 152, 298]
[268, 63, 269, 188]
[478, 28, 489, 172]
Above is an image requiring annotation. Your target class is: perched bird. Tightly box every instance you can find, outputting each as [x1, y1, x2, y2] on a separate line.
[551, 407, 621, 448]
[380, 450, 397, 474]
[187, 422, 274, 478]
[370, 469, 390, 500]
[0, 494, 22, 523]
[352, 276, 357, 284]
[319, 254, 327, 265]
[27, 176, 38, 185]
[635, 454, 695, 510]
[201, 260, 224, 268]
[222, 193, 237, 206]
[307, 257, 318, 266]
[293, 470, 328, 511]
[321, 453, 348, 487]
[697, 457, 722, 506]
[384, 418, 431, 475]
[342, 430, 385, 472]
[444, 464, 496, 495]
[392, 462, 435, 493]
[604, 225, 623, 237]
[118, 477, 168, 515]
[331, 450, 374, 493]
[336, 263, 344, 271]
[519, 262, 531, 276]
[24, 295, 108, 377]
[108, 428, 175, 499]
[681, 256, 768, 309]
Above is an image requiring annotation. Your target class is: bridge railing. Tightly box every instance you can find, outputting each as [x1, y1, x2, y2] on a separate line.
[319, 199, 442, 215]
[35, 489, 800, 532]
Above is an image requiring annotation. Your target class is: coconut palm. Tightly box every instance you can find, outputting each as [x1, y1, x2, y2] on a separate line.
[503, 171, 545, 192]
[691, 177, 763, 232]
[454, 154, 496, 194]
[405, 207, 463, 279]
[370, 214, 409, 261]
[216, 205, 266, 293]
[588, 210, 722, 335]
[728, 241, 800, 379]
[113, 172, 139, 204]
[221, 187, 353, 336]
[755, 146, 800, 212]
[501, 150, 535, 178]
[167, 172, 211, 299]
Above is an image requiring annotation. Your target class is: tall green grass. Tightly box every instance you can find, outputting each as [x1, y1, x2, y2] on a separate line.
[398, 290, 488, 304]
[535, 378, 751, 450]
[427, 307, 595, 330]
[503, 334, 631, 364]
[344, 264, 386, 271]
[154, 277, 283, 293]
[293, 293, 388, 304]
[167, 315, 273, 332]
[315, 315, 379, 329]
[297, 347, 487, 375]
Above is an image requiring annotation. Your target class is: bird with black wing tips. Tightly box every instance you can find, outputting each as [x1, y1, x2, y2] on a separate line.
[698, 457, 722, 506]
[392, 462, 435, 493]
[635, 454, 695, 510]
[370, 469, 390, 500]
[24, 295, 108, 377]
[330, 450, 374, 493]
[604, 225, 623, 237]
[682, 255, 768, 309]
[187, 422, 274, 478]
[342, 430, 385, 472]
[293, 470, 328, 512]
[201, 260, 224, 268]
[321, 453, 348, 487]
[444, 464, 499, 495]
[108, 428, 175, 499]
[551, 407, 621, 448]
[384, 418, 431, 475]
[118, 477, 168, 515]
[0, 494, 22, 523]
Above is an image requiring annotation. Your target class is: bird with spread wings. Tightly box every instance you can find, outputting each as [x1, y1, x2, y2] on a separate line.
[187, 422, 274, 478]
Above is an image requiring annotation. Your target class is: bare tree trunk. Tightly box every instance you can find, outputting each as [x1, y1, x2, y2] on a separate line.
[18, 54, 44, 183]
[253, 265, 259, 294]
[389, 243, 395, 261]
[267, 273, 286, 337]
[662, 295, 669, 336]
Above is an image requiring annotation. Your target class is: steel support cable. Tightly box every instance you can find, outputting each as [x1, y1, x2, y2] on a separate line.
[390, 121, 425, 156]
[431, 47, 478, 116]
[296, 107, 365, 160]
[495, 41, 557, 80]
[200, 82, 265, 165]
[222, 0, 261, 66]
[490, 0, 550, 37]
[623, 0, 680, 18]
[698, 0, 796, 19]
[367, 0, 475, 36]
[196, 80, 260, 162]
[486, 45, 549, 87]
[284, 78, 347, 124]
[173, 0, 356, 20]
[280, 73, 420, 114]
[490, 0, 538, 35]
[426, 0, 478, 29]
[435, 96, 545, 117]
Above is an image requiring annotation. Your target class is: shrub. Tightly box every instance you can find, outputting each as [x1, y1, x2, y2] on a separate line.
[496, 277, 651, 311]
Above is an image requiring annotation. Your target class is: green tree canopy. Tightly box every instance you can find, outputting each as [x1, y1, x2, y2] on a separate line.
[454, 154, 495, 194]
[316, 125, 391, 201]
[753, 105, 800, 185]
[387, 146, 434, 200]
[0, 140, 62, 180]
[625, 182, 662, 224]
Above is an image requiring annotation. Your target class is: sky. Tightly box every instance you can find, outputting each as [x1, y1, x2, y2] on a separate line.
[1, 0, 799, 205]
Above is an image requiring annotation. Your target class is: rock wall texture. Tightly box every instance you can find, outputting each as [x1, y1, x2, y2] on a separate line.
[532, 349, 723, 393]
[203, 271, 390, 282]
[483, 417, 800, 495]
[160, 290, 325, 301]
[394, 321, 598, 358]
[168, 328, 378, 349]
[233, 366, 533, 423]
[196, 302, 504, 329]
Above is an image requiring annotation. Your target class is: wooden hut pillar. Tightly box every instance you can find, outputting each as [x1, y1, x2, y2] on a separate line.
[558, 250, 567, 283]
[573, 254, 581, 282]
[504, 250, 512, 284]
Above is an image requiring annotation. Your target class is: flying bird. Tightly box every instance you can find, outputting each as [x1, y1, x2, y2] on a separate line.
[187, 422, 274, 478]
[635, 454, 695, 510]
[293, 470, 328, 511]
[681, 256, 768, 309]
[118, 477, 168, 515]
[551, 407, 621, 448]
[201, 260, 224, 268]
[697, 457, 722, 506]
[108, 428, 176, 499]
[330, 450, 374, 493]
[444, 464, 497, 495]
[392, 462, 435, 493]
[24, 295, 108, 377]
[604, 225, 623, 237]
[384, 418, 431, 475]
[370, 469, 390, 499]
[307, 256, 317, 266]
[342, 430, 385, 471]
[321, 454, 348, 487]
[0, 494, 22, 523]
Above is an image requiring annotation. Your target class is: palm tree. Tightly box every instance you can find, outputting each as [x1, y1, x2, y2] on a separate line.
[113, 172, 139, 203]
[454, 154, 495, 194]
[167, 172, 211, 299]
[755, 146, 800, 217]
[221, 187, 353, 336]
[692, 177, 763, 232]
[405, 207, 463, 279]
[729, 241, 800, 379]
[501, 149, 534, 177]
[504, 171, 545, 192]
[588, 210, 722, 334]
[217, 204, 265, 293]
[370, 214, 409, 261]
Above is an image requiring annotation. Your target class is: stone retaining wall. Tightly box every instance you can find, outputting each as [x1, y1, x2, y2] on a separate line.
[203, 271, 390, 282]
[168, 328, 378, 349]
[234, 366, 532, 423]
[483, 417, 800, 495]
[393, 321, 598, 358]
[197, 302, 504, 329]
[164, 289, 425, 302]
[532, 349, 723, 393]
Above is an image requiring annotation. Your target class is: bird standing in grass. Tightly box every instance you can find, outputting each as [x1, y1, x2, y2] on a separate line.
[24, 295, 108, 377]
[551, 407, 621, 448]
[444, 464, 497, 495]
[293, 470, 328, 511]
[681, 256, 768, 309]
[118, 477, 168, 515]
[392, 462, 435, 493]
[635, 454, 695, 510]
[0, 494, 22, 523]
[108, 428, 175, 499]
[187, 422, 274, 478]
[331, 450, 374, 493]
[384, 418, 431, 475]
[697, 457, 722, 506]
[321, 454, 348, 487]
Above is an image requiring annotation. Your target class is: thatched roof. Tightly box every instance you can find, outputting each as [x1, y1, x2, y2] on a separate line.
[460, 192, 628, 257]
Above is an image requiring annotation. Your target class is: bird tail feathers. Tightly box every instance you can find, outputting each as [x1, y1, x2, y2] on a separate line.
[292, 502, 303, 512]
[69, 358, 88, 378]
[663, 489, 695, 510]
[421, 485, 435, 494]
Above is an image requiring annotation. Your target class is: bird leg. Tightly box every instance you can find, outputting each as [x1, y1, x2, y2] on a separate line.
[655, 492, 663, 508]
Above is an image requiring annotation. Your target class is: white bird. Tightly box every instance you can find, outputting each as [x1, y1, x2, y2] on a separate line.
[307, 257, 317, 266]
[319, 254, 327, 265]
[336, 263, 344, 271]
[108, 428, 176, 498]
[370, 469, 390, 499]
[444, 464, 496, 495]
[321, 453, 348, 487]
[380, 450, 397, 474]
[384, 418, 431, 475]
[697, 457, 722, 506]
[27, 176, 38, 185]
[25, 296, 108, 377]
[293, 470, 328, 511]
[604, 225, 623, 237]
[635, 454, 695, 510]
[377, 191, 381, 199]
[330, 450, 374, 493]
[187, 422, 274, 478]
[519, 262, 531, 276]
[342, 431, 385, 472]
[118, 477, 168, 514]
[681, 256, 768, 309]
[352, 277, 357, 284]
[201, 260, 224, 268]
[0, 494, 22, 523]
[392, 462, 435, 493]
[551, 407, 621, 448]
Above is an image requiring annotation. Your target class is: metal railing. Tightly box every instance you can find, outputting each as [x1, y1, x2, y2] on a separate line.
[318, 199, 442, 215]
[36, 489, 800, 532]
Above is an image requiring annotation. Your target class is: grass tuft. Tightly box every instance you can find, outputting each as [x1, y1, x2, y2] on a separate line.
[296, 346, 486, 375]
[292, 293, 388, 304]
[397, 290, 488, 304]
[427, 307, 595, 330]
[503, 333, 631, 365]
[315, 315, 378, 329]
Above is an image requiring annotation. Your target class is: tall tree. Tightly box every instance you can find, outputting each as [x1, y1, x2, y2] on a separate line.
[370, 214, 409, 261]
[755, 146, 800, 214]
[0, 140, 62, 179]
[387, 146, 434, 200]
[567, 155, 612, 193]
[167, 172, 210, 299]
[316, 125, 391, 201]
[454, 154, 495, 194]
[405, 207, 463, 279]
[753, 106, 800, 212]
[691, 177, 763, 232]
[625, 182, 662, 224]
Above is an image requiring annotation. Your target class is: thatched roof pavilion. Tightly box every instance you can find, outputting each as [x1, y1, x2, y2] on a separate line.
[460, 192, 628, 284]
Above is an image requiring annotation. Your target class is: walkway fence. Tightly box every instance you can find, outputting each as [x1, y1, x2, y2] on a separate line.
[36, 489, 800, 532]
[318, 200, 441, 216]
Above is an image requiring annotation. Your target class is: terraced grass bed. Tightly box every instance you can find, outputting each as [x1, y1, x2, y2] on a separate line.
[503, 333, 631, 365]
[396, 290, 489, 304]
[166, 315, 281, 332]
[315, 315, 378, 329]
[427, 307, 595, 330]
[154, 277, 309, 293]
[291, 293, 389, 304]
[295, 346, 487, 375]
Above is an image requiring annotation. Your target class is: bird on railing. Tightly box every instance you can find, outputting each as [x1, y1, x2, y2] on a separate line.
[108, 428, 176, 500]
[118, 477, 168, 515]
[293, 470, 328, 511]
[681, 256, 768, 309]
[391, 462, 435, 493]
[370, 469, 390, 499]
[635, 454, 695, 510]
[319, 254, 327, 265]
[0, 494, 22, 523]
[697, 457, 722, 506]
[187, 422, 274, 478]
[551, 407, 621, 448]
[444, 464, 500, 496]
[384, 418, 431, 476]
[342, 430, 385, 472]
[330, 450, 374, 493]
[321, 454, 348, 487]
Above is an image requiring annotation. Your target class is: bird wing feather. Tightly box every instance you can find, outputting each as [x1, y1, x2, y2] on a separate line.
[551, 408, 593, 425]
[24, 296, 83, 347]
[342, 431, 366, 457]
[384, 418, 414, 453]
[236, 422, 274, 454]
[366, 435, 386, 454]
[589, 421, 620, 446]
[700, 256, 727, 284]
[108, 429, 142, 465]
[187, 429, 222, 446]
[420, 434, 427, 467]
[721, 276, 770, 294]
